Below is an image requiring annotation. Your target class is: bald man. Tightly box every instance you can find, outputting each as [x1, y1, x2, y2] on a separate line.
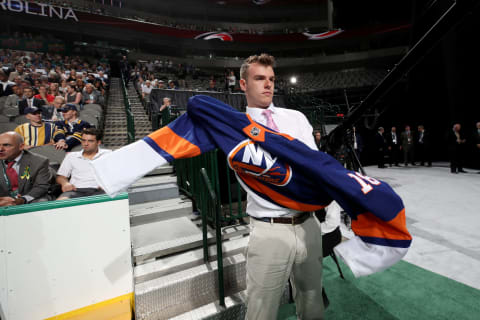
[0, 132, 52, 206]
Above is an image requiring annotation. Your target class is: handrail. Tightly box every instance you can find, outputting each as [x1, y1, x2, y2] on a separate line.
[120, 74, 136, 144]
[200, 167, 225, 307]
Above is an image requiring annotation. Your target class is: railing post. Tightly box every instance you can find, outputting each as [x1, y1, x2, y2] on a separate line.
[200, 168, 225, 307]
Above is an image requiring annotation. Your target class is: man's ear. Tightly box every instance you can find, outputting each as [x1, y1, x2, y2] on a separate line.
[239, 79, 247, 92]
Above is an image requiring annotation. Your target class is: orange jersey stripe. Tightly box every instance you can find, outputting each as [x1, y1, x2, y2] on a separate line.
[238, 172, 326, 212]
[148, 126, 201, 159]
[351, 209, 412, 241]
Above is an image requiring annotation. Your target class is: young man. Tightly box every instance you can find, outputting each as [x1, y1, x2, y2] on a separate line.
[53, 104, 91, 151]
[239, 54, 324, 319]
[14, 106, 55, 149]
[0, 131, 52, 206]
[56, 128, 111, 200]
[18, 86, 45, 115]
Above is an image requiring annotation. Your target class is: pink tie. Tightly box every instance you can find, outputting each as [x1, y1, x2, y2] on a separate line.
[262, 109, 279, 132]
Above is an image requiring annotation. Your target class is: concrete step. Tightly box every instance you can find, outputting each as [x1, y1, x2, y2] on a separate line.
[132, 218, 250, 265]
[146, 165, 174, 175]
[130, 197, 193, 227]
[131, 174, 177, 189]
[134, 236, 249, 284]
[128, 182, 179, 205]
[170, 291, 247, 320]
[134, 254, 246, 320]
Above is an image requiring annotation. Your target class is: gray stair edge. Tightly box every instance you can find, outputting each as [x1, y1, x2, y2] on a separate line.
[133, 224, 251, 263]
[135, 253, 245, 294]
[129, 174, 177, 189]
[134, 236, 249, 283]
[169, 291, 247, 320]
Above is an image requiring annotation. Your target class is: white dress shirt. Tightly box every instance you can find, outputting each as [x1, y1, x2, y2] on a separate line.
[57, 149, 111, 188]
[243, 103, 317, 218]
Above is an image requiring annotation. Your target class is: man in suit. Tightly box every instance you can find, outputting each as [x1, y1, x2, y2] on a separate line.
[386, 126, 401, 166]
[448, 123, 467, 173]
[0, 131, 52, 206]
[375, 127, 387, 168]
[18, 86, 45, 116]
[0, 70, 15, 97]
[82, 83, 101, 105]
[401, 125, 415, 166]
[416, 125, 432, 166]
[474, 122, 480, 173]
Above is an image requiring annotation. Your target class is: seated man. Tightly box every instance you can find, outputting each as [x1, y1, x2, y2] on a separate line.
[18, 86, 45, 115]
[56, 128, 111, 200]
[14, 106, 55, 149]
[53, 104, 91, 151]
[82, 83, 101, 105]
[2, 85, 22, 117]
[0, 131, 52, 206]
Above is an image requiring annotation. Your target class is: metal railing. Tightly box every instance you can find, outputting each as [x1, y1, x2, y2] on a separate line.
[120, 75, 136, 144]
[200, 168, 225, 307]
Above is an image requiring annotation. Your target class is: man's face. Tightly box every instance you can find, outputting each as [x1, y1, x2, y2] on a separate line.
[86, 86, 93, 94]
[26, 111, 42, 125]
[16, 64, 24, 73]
[53, 99, 63, 109]
[163, 98, 171, 106]
[314, 132, 321, 141]
[391, 127, 396, 132]
[476, 122, 480, 130]
[24, 88, 34, 99]
[62, 109, 75, 121]
[81, 134, 100, 153]
[405, 126, 410, 131]
[454, 124, 461, 132]
[240, 63, 275, 109]
[0, 134, 23, 161]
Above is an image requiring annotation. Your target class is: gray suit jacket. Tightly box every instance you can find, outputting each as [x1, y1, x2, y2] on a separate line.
[0, 150, 52, 201]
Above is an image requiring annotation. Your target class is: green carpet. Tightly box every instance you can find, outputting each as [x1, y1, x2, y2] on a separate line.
[278, 258, 480, 320]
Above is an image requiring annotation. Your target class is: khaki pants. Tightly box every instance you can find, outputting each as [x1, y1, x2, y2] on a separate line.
[246, 215, 324, 320]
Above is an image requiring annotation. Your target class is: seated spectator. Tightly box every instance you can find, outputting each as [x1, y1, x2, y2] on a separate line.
[34, 84, 55, 105]
[206, 79, 218, 91]
[3, 85, 20, 114]
[49, 82, 60, 97]
[8, 63, 27, 82]
[59, 79, 68, 94]
[142, 80, 153, 101]
[0, 70, 15, 97]
[82, 83, 101, 105]
[56, 128, 111, 200]
[157, 80, 166, 89]
[64, 84, 82, 105]
[0, 131, 52, 206]
[168, 80, 177, 90]
[53, 104, 91, 151]
[18, 86, 45, 115]
[93, 79, 105, 96]
[14, 106, 55, 149]
[50, 96, 65, 121]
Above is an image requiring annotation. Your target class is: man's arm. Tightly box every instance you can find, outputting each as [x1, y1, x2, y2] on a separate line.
[56, 175, 76, 192]
[22, 157, 51, 201]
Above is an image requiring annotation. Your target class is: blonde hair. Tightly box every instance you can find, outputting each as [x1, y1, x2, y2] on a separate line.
[240, 53, 275, 80]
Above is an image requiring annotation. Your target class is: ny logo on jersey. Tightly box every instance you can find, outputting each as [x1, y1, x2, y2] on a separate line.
[227, 139, 292, 186]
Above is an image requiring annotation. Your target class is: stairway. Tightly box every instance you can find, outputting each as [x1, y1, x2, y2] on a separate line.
[102, 78, 152, 150]
[129, 168, 254, 320]
[102, 78, 128, 149]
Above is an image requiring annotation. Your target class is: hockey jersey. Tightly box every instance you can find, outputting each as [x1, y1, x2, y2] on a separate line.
[92, 95, 412, 277]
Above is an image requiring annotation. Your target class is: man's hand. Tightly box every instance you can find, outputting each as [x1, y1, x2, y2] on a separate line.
[0, 196, 18, 207]
[54, 140, 68, 150]
[61, 183, 76, 193]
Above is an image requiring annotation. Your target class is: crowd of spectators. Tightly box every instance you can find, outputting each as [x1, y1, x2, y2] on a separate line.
[0, 48, 111, 207]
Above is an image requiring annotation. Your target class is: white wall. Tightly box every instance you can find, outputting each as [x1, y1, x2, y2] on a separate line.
[0, 195, 133, 320]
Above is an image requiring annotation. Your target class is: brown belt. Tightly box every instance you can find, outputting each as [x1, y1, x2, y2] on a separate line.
[251, 212, 311, 225]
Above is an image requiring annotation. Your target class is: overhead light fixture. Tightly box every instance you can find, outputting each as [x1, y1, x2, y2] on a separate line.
[290, 76, 297, 84]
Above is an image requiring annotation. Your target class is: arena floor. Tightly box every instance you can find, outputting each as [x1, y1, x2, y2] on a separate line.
[280, 163, 480, 319]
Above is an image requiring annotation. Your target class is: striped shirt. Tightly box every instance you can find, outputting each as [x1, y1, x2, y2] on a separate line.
[15, 122, 56, 147]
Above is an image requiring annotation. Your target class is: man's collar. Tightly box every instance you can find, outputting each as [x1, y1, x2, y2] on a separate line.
[5, 151, 24, 164]
[246, 103, 275, 116]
